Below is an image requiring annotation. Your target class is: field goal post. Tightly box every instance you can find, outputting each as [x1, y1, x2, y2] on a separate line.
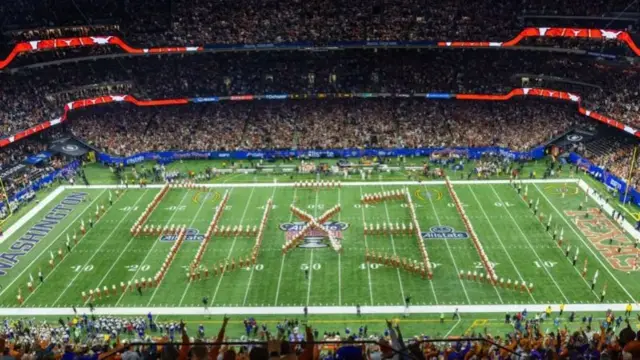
[0, 177, 13, 227]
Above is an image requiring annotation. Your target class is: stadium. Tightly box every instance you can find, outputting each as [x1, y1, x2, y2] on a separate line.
[1, 0, 640, 358]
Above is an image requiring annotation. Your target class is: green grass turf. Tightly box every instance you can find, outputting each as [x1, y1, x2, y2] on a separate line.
[1, 177, 638, 310]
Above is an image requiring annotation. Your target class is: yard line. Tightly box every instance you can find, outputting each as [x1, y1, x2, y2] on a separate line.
[0, 190, 106, 301]
[84, 189, 152, 303]
[150, 189, 211, 305]
[466, 187, 534, 303]
[0, 303, 631, 316]
[242, 186, 277, 306]
[533, 183, 637, 303]
[274, 188, 298, 306]
[379, 185, 407, 304]
[357, 186, 375, 306]
[306, 182, 321, 307]
[306, 250, 315, 306]
[423, 185, 472, 304]
[444, 314, 462, 337]
[210, 186, 256, 303]
[487, 185, 569, 303]
[337, 187, 342, 306]
[510, 187, 600, 300]
[115, 189, 192, 305]
[221, 173, 242, 184]
[69, 178, 578, 190]
[177, 188, 235, 306]
[51, 191, 149, 306]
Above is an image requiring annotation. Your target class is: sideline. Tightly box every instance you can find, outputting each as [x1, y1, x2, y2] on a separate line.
[66, 178, 579, 189]
[0, 303, 631, 316]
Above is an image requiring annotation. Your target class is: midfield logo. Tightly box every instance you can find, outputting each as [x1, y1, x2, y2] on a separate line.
[160, 228, 205, 242]
[280, 221, 349, 248]
[421, 226, 469, 240]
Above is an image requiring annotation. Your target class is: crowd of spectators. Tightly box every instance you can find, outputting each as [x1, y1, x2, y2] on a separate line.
[67, 99, 580, 156]
[1, 49, 639, 142]
[592, 143, 640, 192]
[1, 0, 637, 48]
[2, 310, 640, 359]
[0, 139, 47, 171]
[0, 0, 639, 198]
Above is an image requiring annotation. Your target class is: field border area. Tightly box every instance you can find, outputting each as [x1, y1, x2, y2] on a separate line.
[65, 179, 579, 189]
[0, 303, 630, 317]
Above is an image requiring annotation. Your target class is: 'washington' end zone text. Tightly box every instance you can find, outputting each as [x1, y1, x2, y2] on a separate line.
[0, 192, 87, 276]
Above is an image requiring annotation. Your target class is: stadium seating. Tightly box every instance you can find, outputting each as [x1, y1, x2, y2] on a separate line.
[1, 1, 640, 357]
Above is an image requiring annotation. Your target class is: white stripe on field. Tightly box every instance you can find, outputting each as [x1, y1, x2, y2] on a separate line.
[274, 188, 297, 306]
[115, 190, 192, 305]
[177, 188, 234, 306]
[423, 184, 472, 304]
[65, 178, 580, 189]
[357, 186, 375, 306]
[337, 187, 342, 306]
[305, 180, 321, 306]
[0, 303, 630, 316]
[534, 183, 638, 303]
[151, 189, 210, 305]
[465, 186, 534, 303]
[52, 191, 149, 305]
[210, 186, 256, 303]
[379, 185, 407, 304]
[487, 185, 569, 302]
[242, 186, 277, 306]
[509, 185, 600, 300]
[86, 190, 153, 304]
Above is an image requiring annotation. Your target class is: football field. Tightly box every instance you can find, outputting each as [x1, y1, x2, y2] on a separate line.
[0, 178, 638, 315]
